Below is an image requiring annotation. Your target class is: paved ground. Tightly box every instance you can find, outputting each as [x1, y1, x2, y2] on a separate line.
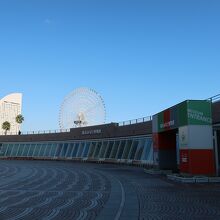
[0, 160, 220, 220]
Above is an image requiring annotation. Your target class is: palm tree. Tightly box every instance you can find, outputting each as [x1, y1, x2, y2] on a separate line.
[16, 114, 24, 125]
[16, 114, 24, 135]
[2, 121, 11, 135]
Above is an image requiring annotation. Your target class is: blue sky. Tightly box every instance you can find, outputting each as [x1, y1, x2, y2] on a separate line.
[0, 0, 219, 131]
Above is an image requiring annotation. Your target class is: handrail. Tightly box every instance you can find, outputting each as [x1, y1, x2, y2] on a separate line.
[118, 116, 152, 126]
[0, 116, 152, 136]
[21, 129, 70, 135]
[0, 129, 70, 136]
[207, 94, 220, 103]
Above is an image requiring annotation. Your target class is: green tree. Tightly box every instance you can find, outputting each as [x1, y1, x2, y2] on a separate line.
[16, 114, 24, 125]
[2, 121, 11, 135]
[16, 114, 24, 135]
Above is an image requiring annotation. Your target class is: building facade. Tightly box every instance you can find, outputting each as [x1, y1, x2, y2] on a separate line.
[0, 97, 219, 176]
[0, 93, 22, 135]
[153, 100, 215, 175]
[0, 122, 153, 166]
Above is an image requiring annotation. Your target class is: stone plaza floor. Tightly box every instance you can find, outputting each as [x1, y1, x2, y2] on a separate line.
[0, 160, 220, 220]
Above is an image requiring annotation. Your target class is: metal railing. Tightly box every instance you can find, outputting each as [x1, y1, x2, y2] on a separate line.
[0, 129, 70, 136]
[207, 94, 220, 103]
[0, 116, 153, 136]
[22, 129, 70, 135]
[118, 116, 152, 126]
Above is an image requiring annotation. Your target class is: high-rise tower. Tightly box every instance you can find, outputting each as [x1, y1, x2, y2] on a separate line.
[0, 93, 22, 135]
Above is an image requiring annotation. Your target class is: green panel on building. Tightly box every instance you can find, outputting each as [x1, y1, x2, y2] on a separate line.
[187, 100, 212, 125]
[155, 101, 188, 133]
[153, 100, 212, 133]
[177, 101, 188, 127]
[157, 111, 164, 133]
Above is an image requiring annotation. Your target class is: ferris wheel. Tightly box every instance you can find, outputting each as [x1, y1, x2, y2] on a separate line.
[59, 87, 106, 129]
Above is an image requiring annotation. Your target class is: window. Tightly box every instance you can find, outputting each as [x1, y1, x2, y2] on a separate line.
[60, 143, 69, 157]
[0, 144, 8, 157]
[17, 144, 25, 157]
[110, 141, 120, 159]
[50, 143, 57, 158]
[93, 142, 102, 159]
[135, 138, 145, 160]
[39, 144, 48, 157]
[141, 138, 153, 162]
[105, 141, 114, 159]
[55, 143, 63, 157]
[66, 143, 74, 158]
[0, 136, 153, 162]
[116, 141, 126, 159]
[82, 142, 90, 158]
[122, 140, 133, 159]
[22, 144, 31, 157]
[11, 144, 19, 157]
[44, 144, 52, 157]
[129, 140, 139, 160]
[99, 142, 107, 158]
[76, 142, 84, 158]
[71, 143, 80, 158]
[88, 142, 96, 158]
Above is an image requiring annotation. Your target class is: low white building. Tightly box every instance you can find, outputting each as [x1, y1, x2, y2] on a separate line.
[0, 93, 22, 135]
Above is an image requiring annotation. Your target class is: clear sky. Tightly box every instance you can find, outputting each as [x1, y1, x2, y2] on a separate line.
[0, 0, 219, 131]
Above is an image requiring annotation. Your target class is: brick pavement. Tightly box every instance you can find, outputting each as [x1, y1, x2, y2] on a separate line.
[0, 160, 220, 220]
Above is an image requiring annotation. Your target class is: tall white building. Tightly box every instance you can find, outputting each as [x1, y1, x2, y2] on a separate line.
[0, 93, 22, 135]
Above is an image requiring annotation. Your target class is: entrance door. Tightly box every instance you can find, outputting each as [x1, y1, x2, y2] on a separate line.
[156, 129, 178, 171]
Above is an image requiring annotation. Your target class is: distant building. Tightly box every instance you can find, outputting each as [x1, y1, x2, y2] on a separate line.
[0, 93, 22, 135]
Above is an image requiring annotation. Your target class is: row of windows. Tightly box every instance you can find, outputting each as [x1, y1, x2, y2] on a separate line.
[0, 137, 153, 162]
